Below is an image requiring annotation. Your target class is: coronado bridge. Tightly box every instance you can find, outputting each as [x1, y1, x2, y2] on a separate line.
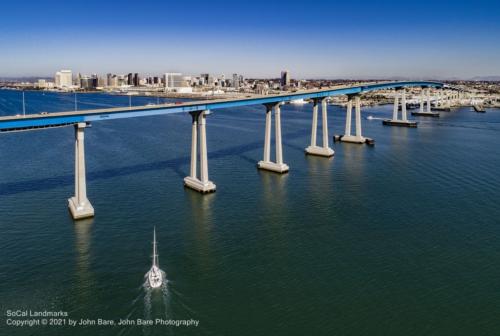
[0, 81, 446, 219]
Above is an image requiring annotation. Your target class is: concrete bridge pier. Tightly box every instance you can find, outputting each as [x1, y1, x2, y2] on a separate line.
[383, 89, 417, 127]
[426, 88, 432, 112]
[339, 95, 370, 144]
[184, 110, 216, 193]
[412, 87, 439, 117]
[305, 98, 334, 157]
[68, 122, 94, 220]
[258, 103, 289, 173]
[434, 89, 451, 111]
[419, 90, 425, 113]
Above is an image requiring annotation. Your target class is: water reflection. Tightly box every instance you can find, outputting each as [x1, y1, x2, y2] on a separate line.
[340, 143, 368, 179]
[73, 218, 94, 301]
[258, 170, 289, 236]
[185, 190, 215, 275]
[306, 155, 334, 205]
[259, 170, 288, 209]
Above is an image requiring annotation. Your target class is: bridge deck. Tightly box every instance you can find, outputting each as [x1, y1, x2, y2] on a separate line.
[0, 81, 443, 132]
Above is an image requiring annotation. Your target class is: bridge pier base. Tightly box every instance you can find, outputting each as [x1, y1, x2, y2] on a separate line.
[68, 122, 94, 220]
[258, 103, 289, 173]
[383, 89, 418, 127]
[305, 98, 334, 157]
[184, 110, 216, 193]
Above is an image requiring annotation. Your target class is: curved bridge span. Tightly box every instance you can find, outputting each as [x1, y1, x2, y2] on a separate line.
[0, 81, 444, 219]
[0, 81, 442, 131]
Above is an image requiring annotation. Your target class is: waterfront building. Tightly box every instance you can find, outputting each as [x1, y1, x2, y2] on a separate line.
[54, 69, 73, 89]
[37, 79, 46, 89]
[80, 75, 97, 90]
[127, 73, 133, 85]
[133, 73, 139, 86]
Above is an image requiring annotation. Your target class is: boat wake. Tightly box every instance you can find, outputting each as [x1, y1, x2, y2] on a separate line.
[143, 228, 169, 321]
[366, 115, 384, 120]
[143, 270, 168, 318]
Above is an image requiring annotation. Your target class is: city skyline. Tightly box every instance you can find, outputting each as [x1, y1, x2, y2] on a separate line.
[1, 0, 500, 78]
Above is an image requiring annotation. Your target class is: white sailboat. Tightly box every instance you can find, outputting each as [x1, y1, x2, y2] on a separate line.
[147, 227, 163, 288]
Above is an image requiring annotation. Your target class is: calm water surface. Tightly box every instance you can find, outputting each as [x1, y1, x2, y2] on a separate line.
[1, 90, 500, 335]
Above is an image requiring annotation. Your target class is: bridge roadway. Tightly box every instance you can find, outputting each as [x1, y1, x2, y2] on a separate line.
[0, 81, 443, 132]
[0, 80, 444, 220]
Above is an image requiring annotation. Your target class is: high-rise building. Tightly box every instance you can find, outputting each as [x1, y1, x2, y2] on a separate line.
[164, 73, 192, 93]
[127, 73, 133, 86]
[164, 73, 183, 89]
[133, 73, 139, 86]
[232, 73, 240, 89]
[80, 75, 97, 90]
[97, 75, 106, 87]
[117, 75, 126, 86]
[280, 70, 290, 88]
[54, 70, 73, 88]
[76, 73, 82, 86]
[110, 75, 118, 87]
[200, 73, 210, 86]
[106, 73, 113, 86]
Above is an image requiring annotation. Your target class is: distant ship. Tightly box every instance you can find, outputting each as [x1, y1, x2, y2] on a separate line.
[147, 227, 163, 288]
[290, 99, 308, 105]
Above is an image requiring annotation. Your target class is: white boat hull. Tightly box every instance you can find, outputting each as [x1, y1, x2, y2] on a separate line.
[148, 265, 163, 288]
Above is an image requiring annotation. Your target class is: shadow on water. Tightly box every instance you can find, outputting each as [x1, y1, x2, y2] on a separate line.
[0, 129, 310, 197]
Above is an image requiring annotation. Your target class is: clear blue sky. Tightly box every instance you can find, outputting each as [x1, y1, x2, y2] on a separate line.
[1, 0, 499, 78]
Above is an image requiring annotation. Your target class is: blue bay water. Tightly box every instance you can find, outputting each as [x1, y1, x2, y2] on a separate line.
[1, 89, 500, 335]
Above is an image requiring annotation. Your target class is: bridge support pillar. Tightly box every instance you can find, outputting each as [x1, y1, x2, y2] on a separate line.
[419, 90, 425, 113]
[184, 110, 216, 193]
[258, 103, 289, 173]
[411, 87, 439, 117]
[426, 88, 431, 113]
[339, 95, 369, 143]
[305, 98, 334, 157]
[383, 89, 417, 127]
[393, 93, 399, 120]
[68, 123, 94, 220]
